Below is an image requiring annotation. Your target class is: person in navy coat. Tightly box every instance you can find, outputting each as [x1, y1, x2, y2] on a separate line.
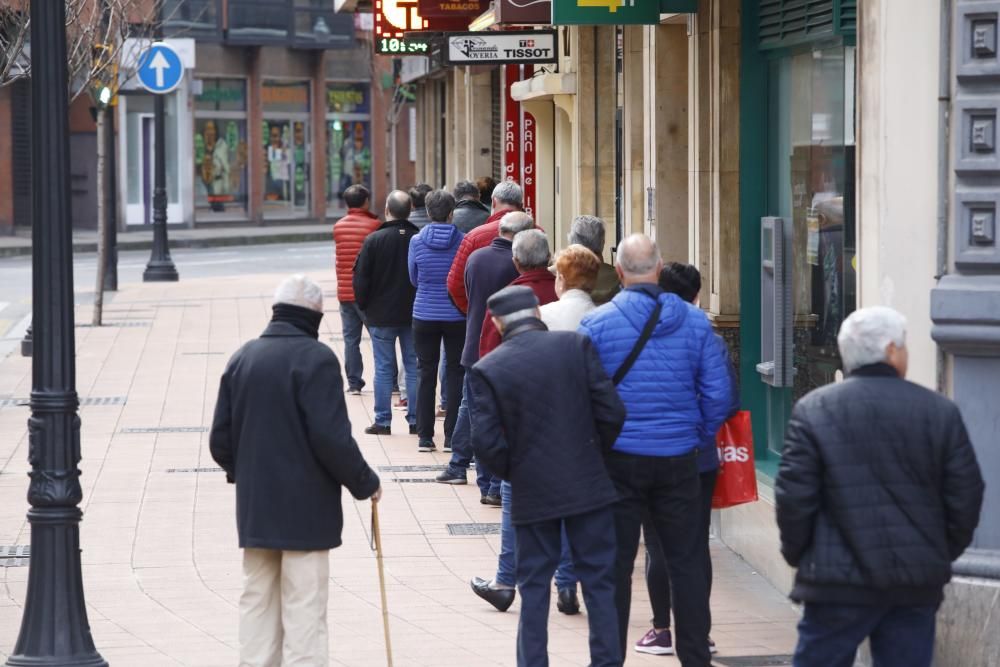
[469, 285, 626, 667]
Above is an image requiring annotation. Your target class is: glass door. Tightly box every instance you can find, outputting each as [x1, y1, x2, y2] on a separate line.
[262, 117, 310, 217]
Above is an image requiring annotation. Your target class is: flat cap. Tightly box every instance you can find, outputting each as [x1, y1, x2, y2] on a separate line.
[487, 285, 539, 316]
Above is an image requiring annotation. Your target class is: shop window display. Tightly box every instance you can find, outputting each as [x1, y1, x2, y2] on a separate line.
[194, 79, 249, 218]
[326, 83, 371, 214]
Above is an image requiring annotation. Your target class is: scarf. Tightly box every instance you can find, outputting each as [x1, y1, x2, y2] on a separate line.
[271, 303, 323, 339]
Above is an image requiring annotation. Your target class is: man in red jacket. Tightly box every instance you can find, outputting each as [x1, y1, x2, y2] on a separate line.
[332, 185, 380, 394]
[447, 180, 524, 313]
[478, 229, 557, 358]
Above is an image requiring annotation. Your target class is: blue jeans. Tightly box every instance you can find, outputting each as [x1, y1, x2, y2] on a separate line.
[515, 506, 620, 667]
[446, 373, 501, 496]
[369, 325, 417, 427]
[439, 343, 447, 408]
[794, 603, 938, 667]
[497, 481, 578, 591]
[339, 302, 366, 391]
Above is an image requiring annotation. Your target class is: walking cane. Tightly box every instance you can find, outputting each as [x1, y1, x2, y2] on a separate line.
[371, 499, 394, 667]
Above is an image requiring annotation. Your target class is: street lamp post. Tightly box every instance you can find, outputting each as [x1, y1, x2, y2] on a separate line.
[142, 4, 178, 283]
[5, 1, 107, 666]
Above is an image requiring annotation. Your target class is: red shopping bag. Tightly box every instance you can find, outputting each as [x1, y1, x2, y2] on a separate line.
[711, 411, 758, 509]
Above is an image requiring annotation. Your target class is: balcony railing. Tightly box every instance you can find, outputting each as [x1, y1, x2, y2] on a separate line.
[228, 0, 355, 49]
[162, 0, 356, 48]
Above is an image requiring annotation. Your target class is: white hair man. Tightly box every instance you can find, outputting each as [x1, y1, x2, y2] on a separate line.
[578, 233, 733, 664]
[210, 274, 382, 666]
[447, 180, 524, 313]
[776, 306, 983, 667]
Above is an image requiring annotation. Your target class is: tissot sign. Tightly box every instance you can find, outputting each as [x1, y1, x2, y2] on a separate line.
[445, 31, 558, 65]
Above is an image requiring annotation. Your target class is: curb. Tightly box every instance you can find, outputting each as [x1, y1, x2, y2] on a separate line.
[0, 231, 331, 259]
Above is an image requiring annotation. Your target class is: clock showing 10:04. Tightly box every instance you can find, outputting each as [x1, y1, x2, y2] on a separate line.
[375, 37, 432, 55]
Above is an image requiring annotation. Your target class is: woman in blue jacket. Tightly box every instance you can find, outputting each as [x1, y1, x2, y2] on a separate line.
[408, 190, 466, 452]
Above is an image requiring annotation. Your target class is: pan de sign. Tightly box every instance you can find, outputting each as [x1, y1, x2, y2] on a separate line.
[445, 30, 558, 65]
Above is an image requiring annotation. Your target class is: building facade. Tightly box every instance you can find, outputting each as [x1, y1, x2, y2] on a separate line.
[359, 0, 999, 662]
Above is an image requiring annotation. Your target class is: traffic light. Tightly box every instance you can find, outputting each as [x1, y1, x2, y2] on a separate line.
[90, 42, 119, 109]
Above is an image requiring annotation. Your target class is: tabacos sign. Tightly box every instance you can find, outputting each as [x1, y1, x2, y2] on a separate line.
[445, 30, 558, 65]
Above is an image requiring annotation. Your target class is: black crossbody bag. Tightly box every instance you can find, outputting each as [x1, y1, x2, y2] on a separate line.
[612, 302, 662, 385]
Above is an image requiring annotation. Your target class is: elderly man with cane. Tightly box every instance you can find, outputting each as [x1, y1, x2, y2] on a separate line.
[210, 274, 382, 666]
[469, 285, 626, 667]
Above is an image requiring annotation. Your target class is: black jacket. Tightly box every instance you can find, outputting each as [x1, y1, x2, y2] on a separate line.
[775, 363, 984, 606]
[210, 321, 380, 550]
[452, 198, 490, 234]
[468, 320, 626, 525]
[353, 219, 419, 327]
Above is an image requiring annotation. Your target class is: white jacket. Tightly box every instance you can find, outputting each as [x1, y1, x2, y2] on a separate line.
[540, 289, 596, 332]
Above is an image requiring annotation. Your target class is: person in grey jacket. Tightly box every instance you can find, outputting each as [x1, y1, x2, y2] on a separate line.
[408, 183, 433, 229]
[451, 180, 490, 234]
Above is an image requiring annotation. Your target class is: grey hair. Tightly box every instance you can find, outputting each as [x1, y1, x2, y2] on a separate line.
[453, 180, 480, 201]
[495, 307, 538, 331]
[274, 274, 323, 313]
[837, 307, 907, 374]
[499, 211, 535, 236]
[492, 180, 524, 207]
[616, 233, 662, 277]
[569, 215, 606, 257]
[512, 229, 551, 270]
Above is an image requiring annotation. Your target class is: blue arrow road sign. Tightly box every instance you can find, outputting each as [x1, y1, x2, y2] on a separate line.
[136, 43, 183, 94]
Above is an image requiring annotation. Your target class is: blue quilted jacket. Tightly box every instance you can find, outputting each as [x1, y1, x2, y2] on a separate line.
[579, 287, 733, 457]
[408, 223, 465, 322]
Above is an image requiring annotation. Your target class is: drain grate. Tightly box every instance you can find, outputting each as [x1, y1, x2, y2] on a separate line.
[389, 478, 440, 484]
[0, 545, 30, 568]
[81, 396, 127, 407]
[76, 321, 151, 328]
[0, 397, 125, 408]
[378, 465, 448, 473]
[447, 523, 502, 536]
[121, 426, 208, 434]
[166, 467, 223, 473]
[713, 656, 794, 667]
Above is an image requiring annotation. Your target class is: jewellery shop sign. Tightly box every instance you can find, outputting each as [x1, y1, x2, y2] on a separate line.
[445, 30, 558, 66]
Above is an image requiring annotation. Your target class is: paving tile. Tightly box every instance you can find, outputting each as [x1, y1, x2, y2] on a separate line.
[0, 271, 799, 665]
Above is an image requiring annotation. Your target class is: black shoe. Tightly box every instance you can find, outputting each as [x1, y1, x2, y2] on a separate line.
[480, 494, 502, 507]
[364, 423, 390, 435]
[470, 577, 515, 612]
[409, 424, 419, 435]
[557, 588, 580, 615]
[435, 470, 467, 485]
[347, 387, 362, 396]
[418, 439, 436, 452]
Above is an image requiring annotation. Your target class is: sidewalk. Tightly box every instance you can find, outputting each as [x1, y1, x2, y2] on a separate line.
[0, 270, 799, 666]
[0, 223, 333, 258]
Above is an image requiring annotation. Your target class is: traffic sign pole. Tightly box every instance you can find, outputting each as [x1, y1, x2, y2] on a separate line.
[138, 30, 181, 282]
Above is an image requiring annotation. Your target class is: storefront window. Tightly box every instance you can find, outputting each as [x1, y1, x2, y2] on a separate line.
[765, 45, 857, 453]
[194, 79, 249, 219]
[326, 83, 371, 214]
[263, 81, 311, 217]
[123, 93, 181, 226]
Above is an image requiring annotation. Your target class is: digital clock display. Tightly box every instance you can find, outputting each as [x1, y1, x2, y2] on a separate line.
[375, 37, 432, 55]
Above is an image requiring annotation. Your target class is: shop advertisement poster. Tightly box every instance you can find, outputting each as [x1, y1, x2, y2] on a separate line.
[417, 0, 489, 17]
[445, 31, 558, 65]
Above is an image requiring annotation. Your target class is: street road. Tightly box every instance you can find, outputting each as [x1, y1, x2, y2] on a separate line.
[0, 242, 334, 358]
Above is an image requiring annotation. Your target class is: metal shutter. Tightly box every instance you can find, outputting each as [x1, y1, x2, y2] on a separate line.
[491, 68, 501, 181]
[11, 79, 31, 228]
[758, 0, 855, 50]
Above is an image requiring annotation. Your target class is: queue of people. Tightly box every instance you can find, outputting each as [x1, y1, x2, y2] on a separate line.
[208, 177, 984, 667]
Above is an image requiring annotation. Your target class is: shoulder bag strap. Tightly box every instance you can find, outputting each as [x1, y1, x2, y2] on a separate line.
[613, 302, 663, 386]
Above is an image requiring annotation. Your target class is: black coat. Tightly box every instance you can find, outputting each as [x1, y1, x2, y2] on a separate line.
[452, 198, 490, 234]
[775, 363, 984, 606]
[352, 219, 419, 327]
[468, 320, 626, 525]
[210, 321, 380, 550]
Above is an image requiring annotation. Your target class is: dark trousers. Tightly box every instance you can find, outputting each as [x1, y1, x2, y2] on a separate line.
[515, 506, 621, 667]
[339, 302, 366, 391]
[644, 468, 718, 629]
[794, 603, 938, 667]
[605, 451, 710, 667]
[412, 318, 466, 440]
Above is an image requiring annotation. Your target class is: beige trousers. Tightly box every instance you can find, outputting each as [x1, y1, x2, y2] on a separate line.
[239, 548, 330, 667]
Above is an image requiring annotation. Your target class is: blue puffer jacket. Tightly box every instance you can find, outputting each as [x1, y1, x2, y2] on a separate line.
[408, 223, 465, 322]
[579, 287, 733, 457]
